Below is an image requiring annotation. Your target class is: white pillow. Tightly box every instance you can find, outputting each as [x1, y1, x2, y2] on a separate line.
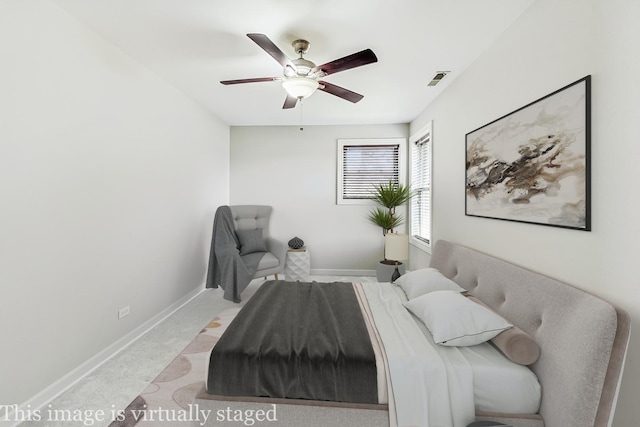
[394, 268, 466, 300]
[404, 290, 513, 346]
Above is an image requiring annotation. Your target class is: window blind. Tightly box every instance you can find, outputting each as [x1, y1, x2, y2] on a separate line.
[410, 129, 431, 245]
[341, 144, 400, 200]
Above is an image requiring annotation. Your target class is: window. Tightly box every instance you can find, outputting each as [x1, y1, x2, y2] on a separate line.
[409, 122, 432, 250]
[337, 138, 406, 204]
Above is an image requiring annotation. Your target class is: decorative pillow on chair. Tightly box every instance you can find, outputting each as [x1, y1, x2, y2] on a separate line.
[404, 290, 513, 346]
[394, 268, 466, 300]
[236, 229, 268, 255]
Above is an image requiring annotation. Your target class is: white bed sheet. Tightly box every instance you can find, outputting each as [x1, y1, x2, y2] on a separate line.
[461, 343, 542, 414]
[361, 282, 476, 427]
[390, 283, 542, 414]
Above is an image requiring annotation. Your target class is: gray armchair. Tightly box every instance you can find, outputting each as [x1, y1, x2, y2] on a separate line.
[229, 205, 286, 279]
[206, 205, 286, 302]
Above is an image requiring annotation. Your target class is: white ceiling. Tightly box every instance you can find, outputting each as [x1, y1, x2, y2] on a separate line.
[52, 0, 534, 126]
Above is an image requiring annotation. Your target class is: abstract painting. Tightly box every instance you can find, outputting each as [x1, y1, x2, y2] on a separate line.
[465, 76, 591, 230]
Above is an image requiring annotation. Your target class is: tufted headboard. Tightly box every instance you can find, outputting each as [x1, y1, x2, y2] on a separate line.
[429, 240, 630, 427]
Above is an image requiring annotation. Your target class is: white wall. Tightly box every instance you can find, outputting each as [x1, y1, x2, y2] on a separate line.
[230, 124, 410, 273]
[410, 0, 640, 424]
[0, 1, 229, 406]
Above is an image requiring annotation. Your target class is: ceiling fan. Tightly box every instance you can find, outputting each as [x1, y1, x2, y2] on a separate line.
[220, 33, 378, 109]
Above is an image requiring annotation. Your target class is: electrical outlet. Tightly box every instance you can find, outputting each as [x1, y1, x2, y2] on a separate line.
[118, 306, 130, 320]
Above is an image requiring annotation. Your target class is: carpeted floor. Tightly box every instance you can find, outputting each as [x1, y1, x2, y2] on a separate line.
[108, 307, 240, 426]
[17, 279, 262, 427]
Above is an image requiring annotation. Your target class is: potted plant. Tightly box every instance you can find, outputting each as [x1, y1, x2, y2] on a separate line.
[367, 181, 413, 281]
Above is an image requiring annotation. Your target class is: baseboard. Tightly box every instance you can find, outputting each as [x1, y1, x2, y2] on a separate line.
[310, 268, 376, 277]
[1, 284, 206, 427]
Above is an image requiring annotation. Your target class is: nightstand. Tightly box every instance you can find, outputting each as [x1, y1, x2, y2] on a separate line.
[285, 249, 310, 282]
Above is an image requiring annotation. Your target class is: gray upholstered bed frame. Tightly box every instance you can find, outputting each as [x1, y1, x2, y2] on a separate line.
[196, 240, 630, 427]
[431, 240, 630, 427]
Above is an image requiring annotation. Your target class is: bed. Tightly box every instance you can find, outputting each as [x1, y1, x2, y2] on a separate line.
[194, 240, 630, 427]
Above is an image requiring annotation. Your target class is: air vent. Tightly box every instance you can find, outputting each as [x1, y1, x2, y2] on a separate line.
[427, 71, 449, 86]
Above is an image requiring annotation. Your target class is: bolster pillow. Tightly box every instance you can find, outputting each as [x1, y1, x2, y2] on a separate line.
[468, 296, 540, 365]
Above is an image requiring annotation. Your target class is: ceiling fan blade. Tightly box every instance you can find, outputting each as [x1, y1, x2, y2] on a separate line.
[282, 95, 298, 109]
[220, 77, 279, 85]
[312, 49, 378, 76]
[247, 33, 296, 71]
[318, 81, 364, 103]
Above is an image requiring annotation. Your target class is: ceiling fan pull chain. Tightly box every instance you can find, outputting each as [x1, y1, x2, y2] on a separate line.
[299, 99, 304, 131]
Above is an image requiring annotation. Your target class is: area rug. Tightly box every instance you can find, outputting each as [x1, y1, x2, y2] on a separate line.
[108, 307, 240, 426]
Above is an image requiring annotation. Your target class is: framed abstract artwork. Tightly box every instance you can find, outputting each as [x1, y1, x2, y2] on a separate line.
[465, 76, 591, 231]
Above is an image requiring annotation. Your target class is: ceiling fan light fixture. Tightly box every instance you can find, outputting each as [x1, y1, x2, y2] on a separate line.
[282, 77, 319, 99]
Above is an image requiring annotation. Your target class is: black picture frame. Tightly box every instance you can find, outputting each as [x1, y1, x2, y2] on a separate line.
[465, 76, 591, 231]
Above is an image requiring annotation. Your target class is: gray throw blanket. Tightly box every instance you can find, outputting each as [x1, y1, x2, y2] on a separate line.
[205, 206, 264, 302]
[207, 281, 378, 403]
